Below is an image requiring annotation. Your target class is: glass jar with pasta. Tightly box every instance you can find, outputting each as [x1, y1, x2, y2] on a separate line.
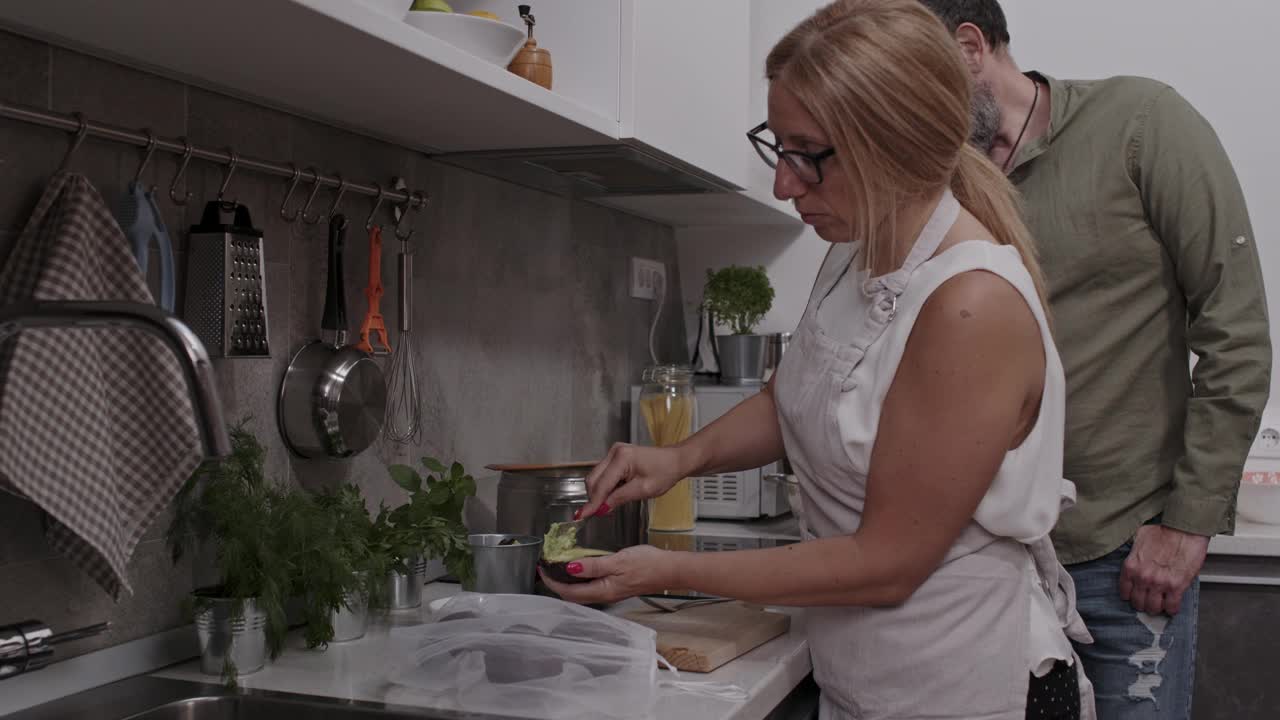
[637, 364, 697, 532]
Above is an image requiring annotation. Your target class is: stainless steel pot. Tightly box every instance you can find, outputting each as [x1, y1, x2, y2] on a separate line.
[764, 331, 791, 377]
[492, 464, 646, 551]
[278, 214, 385, 459]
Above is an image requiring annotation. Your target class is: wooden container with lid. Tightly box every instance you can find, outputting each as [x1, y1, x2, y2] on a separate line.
[508, 4, 552, 90]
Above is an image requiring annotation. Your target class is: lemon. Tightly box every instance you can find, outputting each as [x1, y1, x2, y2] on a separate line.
[467, 10, 500, 20]
[410, 0, 453, 12]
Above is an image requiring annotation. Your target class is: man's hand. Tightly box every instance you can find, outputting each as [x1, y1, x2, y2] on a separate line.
[1119, 525, 1210, 615]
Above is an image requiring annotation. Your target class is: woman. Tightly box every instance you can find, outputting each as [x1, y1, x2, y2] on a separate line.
[540, 1, 1094, 718]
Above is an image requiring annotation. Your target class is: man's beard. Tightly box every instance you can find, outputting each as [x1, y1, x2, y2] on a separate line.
[969, 81, 1001, 154]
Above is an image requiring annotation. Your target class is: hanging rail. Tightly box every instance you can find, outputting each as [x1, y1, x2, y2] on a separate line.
[0, 98, 428, 213]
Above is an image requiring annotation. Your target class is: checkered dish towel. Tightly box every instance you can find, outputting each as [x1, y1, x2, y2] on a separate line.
[0, 172, 203, 598]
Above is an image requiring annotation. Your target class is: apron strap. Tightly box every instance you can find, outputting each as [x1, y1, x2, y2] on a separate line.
[836, 190, 960, 384]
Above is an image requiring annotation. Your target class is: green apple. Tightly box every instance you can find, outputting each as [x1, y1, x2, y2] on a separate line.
[410, 0, 453, 11]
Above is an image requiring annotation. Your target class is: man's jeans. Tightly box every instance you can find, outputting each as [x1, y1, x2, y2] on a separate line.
[1067, 543, 1199, 720]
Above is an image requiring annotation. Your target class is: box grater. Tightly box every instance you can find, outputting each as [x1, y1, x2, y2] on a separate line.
[183, 201, 270, 358]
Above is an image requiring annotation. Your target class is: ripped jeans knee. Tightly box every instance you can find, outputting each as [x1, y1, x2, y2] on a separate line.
[1126, 613, 1171, 705]
[1067, 545, 1199, 720]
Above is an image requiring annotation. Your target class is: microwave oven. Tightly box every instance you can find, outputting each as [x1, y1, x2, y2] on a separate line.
[629, 384, 789, 520]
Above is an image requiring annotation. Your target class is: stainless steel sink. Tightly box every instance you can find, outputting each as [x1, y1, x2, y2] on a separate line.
[124, 694, 462, 719]
[8, 676, 523, 720]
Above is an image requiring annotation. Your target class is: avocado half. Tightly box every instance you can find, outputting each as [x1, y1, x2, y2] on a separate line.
[539, 521, 612, 584]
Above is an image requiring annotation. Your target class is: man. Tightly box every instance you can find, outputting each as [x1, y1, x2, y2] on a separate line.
[919, 1, 1271, 717]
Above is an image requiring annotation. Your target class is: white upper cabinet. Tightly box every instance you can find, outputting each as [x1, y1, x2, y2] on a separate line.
[620, 0, 751, 190]
[0, 0, 800, 225]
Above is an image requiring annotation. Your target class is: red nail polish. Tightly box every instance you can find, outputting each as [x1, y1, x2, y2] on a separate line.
[573, 508, 583, 520]
[598, 502, 612, 516]
[566, 562, 584, 576]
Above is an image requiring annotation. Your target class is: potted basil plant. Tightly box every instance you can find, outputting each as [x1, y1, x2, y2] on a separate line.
[168, 422, 291, 684]
[702, 265, 776, 384]
[373, 457, 475, 610]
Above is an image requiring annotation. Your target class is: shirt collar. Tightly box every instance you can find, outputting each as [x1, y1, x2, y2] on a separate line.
[1008, 71, 1065, 173]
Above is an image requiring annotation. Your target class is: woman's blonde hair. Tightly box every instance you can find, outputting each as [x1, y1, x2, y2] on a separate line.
[766, 0, 1048, 304]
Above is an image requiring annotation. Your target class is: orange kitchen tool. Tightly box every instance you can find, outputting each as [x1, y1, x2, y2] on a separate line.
[356, 224, 391, 355]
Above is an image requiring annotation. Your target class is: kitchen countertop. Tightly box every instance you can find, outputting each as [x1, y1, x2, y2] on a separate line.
[694, 515, 803, 542]
[1208, 518, 1280, 557]
[152, 583, 813, 720]
[692, 514, 1280, 587]
[701, 510, 1280, 559]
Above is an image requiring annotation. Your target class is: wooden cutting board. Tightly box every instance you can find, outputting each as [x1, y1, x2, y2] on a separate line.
[624, 601, 791, 673]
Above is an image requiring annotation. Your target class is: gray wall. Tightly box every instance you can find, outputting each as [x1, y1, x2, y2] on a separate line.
[0, 29, 685, 661]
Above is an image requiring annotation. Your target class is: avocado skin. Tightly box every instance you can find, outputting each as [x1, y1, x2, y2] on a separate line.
[539, 555, 612, 584]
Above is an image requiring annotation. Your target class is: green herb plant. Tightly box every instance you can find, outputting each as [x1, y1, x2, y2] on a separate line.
[168, 421, 292, 685]
[372, 457, 476, 592]
[285, 483, 383, 650]
[702, 264, 775, 335]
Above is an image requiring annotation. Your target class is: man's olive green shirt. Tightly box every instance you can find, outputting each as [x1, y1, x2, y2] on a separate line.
[1011, 74, 1271, 564]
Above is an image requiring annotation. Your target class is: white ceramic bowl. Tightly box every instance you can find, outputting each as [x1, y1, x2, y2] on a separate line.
[362, 0, 412, 21]
[1237, 474, 1280, 525]
[403, 11, 525, 66]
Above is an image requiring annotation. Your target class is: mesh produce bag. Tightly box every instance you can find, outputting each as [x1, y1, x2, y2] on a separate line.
[388, 593, 661, 719]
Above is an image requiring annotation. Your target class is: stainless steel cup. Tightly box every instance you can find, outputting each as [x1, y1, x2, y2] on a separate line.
[464, 534, 542, 594]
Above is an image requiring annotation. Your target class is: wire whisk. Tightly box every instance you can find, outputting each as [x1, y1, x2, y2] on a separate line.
[384, 236, 422, 444]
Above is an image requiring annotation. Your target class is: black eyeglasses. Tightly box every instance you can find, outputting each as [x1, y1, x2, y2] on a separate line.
[746, 121, 836, 185]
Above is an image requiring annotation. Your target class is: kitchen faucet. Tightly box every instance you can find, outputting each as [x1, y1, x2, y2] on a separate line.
[0, 301, 230, 681]
[0, 300, 231, 458]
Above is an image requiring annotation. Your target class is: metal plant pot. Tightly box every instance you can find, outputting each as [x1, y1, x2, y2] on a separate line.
[329, 573, 370, 642]
[717, 334, 768, 385]
[193, 595, 268, 677]
[385, 556, 428, 610]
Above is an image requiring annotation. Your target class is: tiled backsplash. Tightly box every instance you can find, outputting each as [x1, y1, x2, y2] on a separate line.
[0, 29, 685, 661]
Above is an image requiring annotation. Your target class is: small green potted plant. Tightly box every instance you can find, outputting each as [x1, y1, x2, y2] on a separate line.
[373, 457, 475, 610]
[168, 422, 291, 684]
[702, 264, 775, 384]
[286, 484, 384, 648]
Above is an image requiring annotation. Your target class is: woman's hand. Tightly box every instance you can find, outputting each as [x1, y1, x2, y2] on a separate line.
[576, 443, 687, 519]
[539, 545, 677, 605]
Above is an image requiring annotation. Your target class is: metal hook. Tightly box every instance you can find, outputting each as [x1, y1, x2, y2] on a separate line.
[394, 191, 425, 242]
[215, 149, 239, 208]
[324, 175, 350, 228]
[169, 138, 194, 205]
[365, 183, 387, 230]
[280, 164, 304, 222]
[300, 168, 326, 225]
[133, 129, 158, 186]
[58, 113, 89, 172]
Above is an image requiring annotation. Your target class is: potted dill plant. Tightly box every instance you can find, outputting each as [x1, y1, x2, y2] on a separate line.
[286, 483, 384, 647]
[702, 264, 775, 384]
[168, 422, 291, 683]
[373, 457, 475, 610]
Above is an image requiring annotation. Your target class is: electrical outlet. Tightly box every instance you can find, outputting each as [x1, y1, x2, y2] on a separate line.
[1254, 427, 1280, 459]
[630, 257, 666, 300]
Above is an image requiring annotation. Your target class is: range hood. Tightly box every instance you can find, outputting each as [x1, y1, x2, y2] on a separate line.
[432, 140, 743, 198]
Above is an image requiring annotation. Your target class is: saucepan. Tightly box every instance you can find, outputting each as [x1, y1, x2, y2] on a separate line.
[278, 214, 386, 459]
